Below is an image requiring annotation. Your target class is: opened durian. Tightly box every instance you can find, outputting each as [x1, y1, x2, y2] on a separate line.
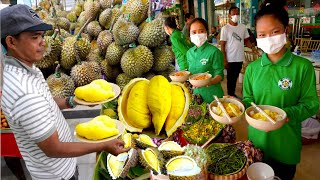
[158, 141, 184, 159]
[107, 148, 139, 179]
[139, 148, 161, 174]
[166, 156, 201, 180]
[121, 133, 134, 148]
[135, 134, 157, 149]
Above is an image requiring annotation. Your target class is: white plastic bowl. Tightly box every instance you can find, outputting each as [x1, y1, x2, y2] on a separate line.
[247, 162, 275, 180]
[209, 98, 245, 124]
[189, 73, 212, 87]
[245, 105, 287, 132]
[169, 70, 190, 82]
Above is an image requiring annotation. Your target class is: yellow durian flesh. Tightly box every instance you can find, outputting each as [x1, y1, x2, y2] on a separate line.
[166, 156, 201, 177]
[90, 79, 113, 91]
[143, 149, 159, 172]
[122, 133, 132, 148]
[147, 76, 172, 135]
[75, 120, 119, 140]
[74, 83, 115, 102]
[108, 154, 126, 178]
[215, 102, 242, 117]
[137, 134, 157, 147]
[92, 115, 116, 128]
[252, 109, 280, 121]
[165, 84, 185, 135]
[158, 141, 183, 151]
[126, 81, 151, 129]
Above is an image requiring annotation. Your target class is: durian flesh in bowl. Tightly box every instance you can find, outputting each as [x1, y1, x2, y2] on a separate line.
[245, 105, 286, 132]
[189, 72, 212, 87]
[166, 155, 201, 179]
[209, 98, 245, 124]
[169, 70, 190, 82]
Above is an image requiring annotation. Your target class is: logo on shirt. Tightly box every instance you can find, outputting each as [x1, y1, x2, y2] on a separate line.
[278, 78, 292, 90]
[200, 58, 209, 65]
[232, 32, 242, 42]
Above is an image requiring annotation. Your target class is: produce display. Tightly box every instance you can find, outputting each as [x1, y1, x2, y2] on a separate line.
[74, 79, 115, 102]
[1, 111, 9, 129]
[211, 102, 243, 117]
[249, 109, 282, 121]
[75, 115, 119, 140]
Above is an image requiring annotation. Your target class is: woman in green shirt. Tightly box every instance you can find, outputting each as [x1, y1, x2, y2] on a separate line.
[164, 17, 193, 70]
[242, 1, 319, 179]
[187, 18, 225, 103]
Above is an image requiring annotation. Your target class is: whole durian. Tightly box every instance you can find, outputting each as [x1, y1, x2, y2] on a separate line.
[99, 0, 112, 9]
[67, 11, 77, 23]
[47, 65, 75, 98]
[120, 45, 153, 78]
[74, 2, 83, 16]
[57, 17, 70, 31]
[77, 11, 87, 27]
[138, 18, 166, 48]
[116, 73, 133, 89]
[98, 8, 112, 28]
[86, 21, 102, 37]
[87, 48, 104, 64]
[84, 0, 100, 20]
[56, 10, 68, 18]
[125, 0, 149, 25]
[97, 30, 113, 56]
[113, 17, 139, 45]
[100, 60, 122, 82]
[105, 42, 126, 65]
[152, 45, 175, 72]
[109, 8, 122, 30]
[71, 61, 101, 87]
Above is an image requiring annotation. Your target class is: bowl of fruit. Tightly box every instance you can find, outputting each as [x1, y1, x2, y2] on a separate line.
[189, 72, 212, 87]
[209, 98, 245, 124]
[245, 105, 287, 132]
[169, 70, 191, 82]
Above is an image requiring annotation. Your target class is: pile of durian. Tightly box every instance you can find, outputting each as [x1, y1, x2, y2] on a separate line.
[95, 133, 208, 179]
[35, 0, 176, 99]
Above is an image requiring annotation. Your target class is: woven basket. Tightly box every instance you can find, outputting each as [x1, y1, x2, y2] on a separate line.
[208, 162, 249, 180]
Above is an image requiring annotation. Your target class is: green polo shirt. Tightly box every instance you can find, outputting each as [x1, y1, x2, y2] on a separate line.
[187, 42, 225, 103]
[170, 30, 193, 70]
[243, 49, 319, 165]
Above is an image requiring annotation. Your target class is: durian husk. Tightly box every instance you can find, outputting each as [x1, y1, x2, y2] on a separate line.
[134, 135, 157, 149]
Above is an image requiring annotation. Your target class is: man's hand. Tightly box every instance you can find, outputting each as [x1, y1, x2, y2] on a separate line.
[102, 139, 130, 156]
[224, 60, 229, 69]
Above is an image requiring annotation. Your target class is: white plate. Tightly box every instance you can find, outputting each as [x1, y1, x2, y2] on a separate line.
[74, 83, 121, 106]
[74, 120, 125, 143]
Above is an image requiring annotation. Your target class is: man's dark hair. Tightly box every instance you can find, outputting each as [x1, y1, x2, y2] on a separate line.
[229, 7, 239, 14]
[189, 18, 209, 33]
[164, 17, 177, 29]
[255, 0, 289, 28]
[184, 13, 193, 20]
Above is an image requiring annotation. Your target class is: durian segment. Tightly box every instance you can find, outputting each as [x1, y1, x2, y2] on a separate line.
[166, 156, 201, 178]
[135, 134, 157, 149]
[75, 120, 119, 140]
[140, 148, 161, 174]
[251, 109, 282, 121]
[92, 115, 116, 128]
[107, 148, 139, 179]
[74, 79, 115, 102]
[158, 141, 184, 159]
[121, 133, 134, 148]
[212, 102, 242, 117]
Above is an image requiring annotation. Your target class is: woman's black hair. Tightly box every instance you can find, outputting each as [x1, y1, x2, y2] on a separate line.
[164, 16, 177, 29]
[229, 7, 239, 14]
[189, 18, 208, 33]
[255, 0, 289, 28]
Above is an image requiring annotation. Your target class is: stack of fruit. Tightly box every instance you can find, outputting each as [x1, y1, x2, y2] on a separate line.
[1, 111, 9, 129]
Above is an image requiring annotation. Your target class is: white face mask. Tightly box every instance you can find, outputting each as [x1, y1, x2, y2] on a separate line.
[256, 33, 287, 54]
[231, 15, 239, 23]
[190, 33, 207, 47]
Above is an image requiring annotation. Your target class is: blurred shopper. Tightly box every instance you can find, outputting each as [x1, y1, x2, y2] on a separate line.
[182, 13, 194, 39]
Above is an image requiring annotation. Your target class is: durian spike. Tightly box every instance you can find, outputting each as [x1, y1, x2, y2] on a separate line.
[54, 62, 61, 78]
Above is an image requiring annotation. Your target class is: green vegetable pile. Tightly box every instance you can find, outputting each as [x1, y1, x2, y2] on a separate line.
[206, 143, 246, 175]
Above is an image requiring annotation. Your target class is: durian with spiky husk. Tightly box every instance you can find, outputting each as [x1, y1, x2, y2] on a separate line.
[67, 11, 77, 23]
[138, 18, 166, 48]
[99, 0, 112, 9]
[59, 28, 72, 38]
[158, 141, 184, 159]
[108, 8, 122, 30]
[97, 30, 113, 55]
[166, 156, 202, 180]
[120, 45, 153, 78]
[47, 64, 75, 98]
[38, 10, 49, 20]
[120, 133, 134, 148]
[74, 2, 83, 16]
[105, 42, 126, 66]
[71, 61, 102, 87]
[75, 37, 91, 60]
[87, 48, 104, 64]
[77, 11, 87, 27]
[57, 17, 70, 31]
[113, 17, 139, 46]
[36, 31, 62, 69]
[139, 148, 161, 174]
[152, 45, 175, 72]
[99, 8, 112, 28]
[107, 148, 139, 179]
[116, 73, 133, 89]
[86, 61, 102, 77]
[60, 37, 77, 69]
[135, 134, 157, 149]
[100, 60, 122, 82]
[85, 0, 100, 20]
[43, 18, 56, 36]
[90, 40, 98, 49]
[86, 21, 102, 37]
[56, 10, 68, 18]
[125, 0, 149, 25]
